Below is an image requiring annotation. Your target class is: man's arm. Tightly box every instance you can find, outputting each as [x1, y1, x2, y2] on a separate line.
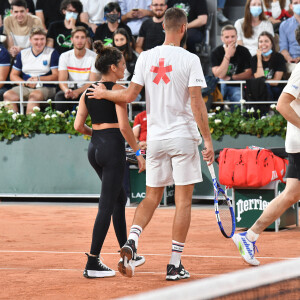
[80, 12, 98, 33]
[212, 57, 230, 79]
[187, 15, 207, 29]
[189, 86, 214, 164]
[232, 68, 252, 80]
[135, 37, 144, 54]
[35, 11, 47, 30]
[46, 38, 54, 48]
[10, 68, 24, 82]
[0, 66, 10, 88]
[40, 68, 58, 81]
[86, 81, 143, 103]
[276, 92, 300, 129]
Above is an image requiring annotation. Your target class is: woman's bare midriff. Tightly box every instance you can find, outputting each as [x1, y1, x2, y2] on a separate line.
[92, 123, 119, 130]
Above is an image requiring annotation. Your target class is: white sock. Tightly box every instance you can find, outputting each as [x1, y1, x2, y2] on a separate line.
[128, 225, 143, 248]
[246, 229, 259, 242]
[169, 240, 185, 268]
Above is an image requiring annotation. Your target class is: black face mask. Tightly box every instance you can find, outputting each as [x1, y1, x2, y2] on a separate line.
[116, 44, 127, 52]
[180, 30, 187, 48]
[106, 13, 119, 23]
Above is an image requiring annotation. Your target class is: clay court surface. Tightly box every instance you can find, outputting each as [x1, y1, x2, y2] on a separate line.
[0, 202, 299, 300]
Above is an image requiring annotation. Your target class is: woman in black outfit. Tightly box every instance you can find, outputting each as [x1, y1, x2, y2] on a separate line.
[74, 40, 145, 278]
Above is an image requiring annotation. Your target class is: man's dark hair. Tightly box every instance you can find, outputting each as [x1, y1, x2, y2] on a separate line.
[104, 2, 121, 14]
[60, 0, 83, 15]
[71, 26, 88, 37]
[163, 7, 187, 31]
[295, 25, 300, 46]
[11, 0, 27, 9]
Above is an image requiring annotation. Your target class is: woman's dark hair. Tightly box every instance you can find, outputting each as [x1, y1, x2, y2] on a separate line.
[112, 28, 134, 62]
[60, 0, 83, 15]
[94, 40, 123, 74]
[243, 0, 266, 38]
[104, 2, 121, 14]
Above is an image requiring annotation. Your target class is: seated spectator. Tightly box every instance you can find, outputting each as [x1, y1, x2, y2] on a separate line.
[94, 2, 132, 47]
[47, 0, 91, 55]
[4, 28, 59, 114]
[80, 0, 117, 34]
[135, 0, 167, 53]
[113, 28, 138, 81]
[54, 26, 100, 112]
[35, 0, 64, 30]
[118, 0, 153, 37]
[211, 25, 252, 109]
[4, 0, 42, 57]
[263, 0, 291, 33]
[167, 0, 208, 54]
[251, 31, 286, 100]
[279, 0, 300, 73]
[0, 45, 11, 101]
[235, 0, 274, 56]
[133, 110, 147, 150]
[217, 0, 230, 26]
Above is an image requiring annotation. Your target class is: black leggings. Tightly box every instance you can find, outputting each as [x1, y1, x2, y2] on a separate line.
[88, 129, 127, 256]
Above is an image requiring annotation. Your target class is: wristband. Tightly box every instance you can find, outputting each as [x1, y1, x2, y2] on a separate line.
[135, 149, 141, 157]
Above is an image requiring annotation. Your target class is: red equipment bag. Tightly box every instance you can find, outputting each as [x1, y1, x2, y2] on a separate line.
[218, 147, 289, 188]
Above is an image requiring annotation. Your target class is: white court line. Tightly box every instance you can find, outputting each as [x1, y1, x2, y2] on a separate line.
[0, 250, 297, 261]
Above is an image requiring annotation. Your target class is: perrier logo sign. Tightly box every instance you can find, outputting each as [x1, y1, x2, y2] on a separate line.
[236, 196, 269, 222]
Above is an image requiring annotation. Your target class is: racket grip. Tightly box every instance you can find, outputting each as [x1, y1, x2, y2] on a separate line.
[207, 163, 216, 180]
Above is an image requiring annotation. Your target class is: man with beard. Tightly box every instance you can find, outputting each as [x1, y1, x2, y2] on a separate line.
[86, 7, 214, 280]
[54, 26, 100, 112]
[135, 0, 167, 53]
[167, 0, 208, 54]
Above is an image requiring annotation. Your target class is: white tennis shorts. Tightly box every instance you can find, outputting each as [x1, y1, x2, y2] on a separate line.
[146, 138, 203, 187]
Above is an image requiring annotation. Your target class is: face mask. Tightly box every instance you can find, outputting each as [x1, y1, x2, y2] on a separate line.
[250, 6, 262, 17]
[262, 49, 273, 56]
[116, 44, 127, 51]
[106, 13, 119, 23]
[65, 11, 78, 21]
[293, 4, 300, 15]
[180, 30, 187, 48]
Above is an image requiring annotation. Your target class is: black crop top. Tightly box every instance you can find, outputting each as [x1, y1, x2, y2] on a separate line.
[85, 81, 118, 124]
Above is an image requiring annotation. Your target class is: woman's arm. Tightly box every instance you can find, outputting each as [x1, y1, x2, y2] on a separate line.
[268, 71, 284, 86]
[74, 92, 92, 136]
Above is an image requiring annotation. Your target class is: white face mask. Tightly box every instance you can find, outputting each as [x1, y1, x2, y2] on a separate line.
[65, 11, 78, 21]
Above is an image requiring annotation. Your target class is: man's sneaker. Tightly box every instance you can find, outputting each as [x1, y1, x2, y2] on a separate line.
[232, 232, 260, 266]
[118, 239, 137, 277]
[166, 263, 190, 281]
[83, 253, 115, 278]
[217, 11, 230, 25]
[132, 255, 145, 267]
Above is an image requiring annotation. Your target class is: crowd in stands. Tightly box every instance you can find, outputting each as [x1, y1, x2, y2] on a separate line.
[0, 0, 299, 115]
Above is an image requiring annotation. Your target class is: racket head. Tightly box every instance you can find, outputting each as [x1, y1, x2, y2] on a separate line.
[212, 178, 236, 238]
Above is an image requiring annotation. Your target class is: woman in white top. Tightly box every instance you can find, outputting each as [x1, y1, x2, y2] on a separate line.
[235, 0, 274, 56]
[263, 0, 292, 33]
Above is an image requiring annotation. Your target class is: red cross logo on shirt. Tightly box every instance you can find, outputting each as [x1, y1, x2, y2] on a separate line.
[150, 58, 172, 85]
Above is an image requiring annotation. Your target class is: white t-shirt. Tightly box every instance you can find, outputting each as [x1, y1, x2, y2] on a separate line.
[131, 45, 206, 142]
[58, 48, 99, 88]
[234, 18, 274, 56]
[80, 0, 117, 24]
[282, 63, 300, 153]
[263, 0, 290, 19]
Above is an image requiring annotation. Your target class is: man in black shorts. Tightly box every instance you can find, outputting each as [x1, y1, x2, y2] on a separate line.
[232, 26, 300, 266]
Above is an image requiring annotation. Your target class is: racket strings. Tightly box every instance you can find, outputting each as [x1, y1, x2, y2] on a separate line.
[217, 192, 234, 236]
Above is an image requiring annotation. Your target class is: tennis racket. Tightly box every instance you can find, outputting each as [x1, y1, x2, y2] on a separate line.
[125, 148, 146, 165]
[207, 163, 236, 238]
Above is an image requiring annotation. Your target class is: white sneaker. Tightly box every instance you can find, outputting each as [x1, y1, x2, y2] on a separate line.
[232, 232, 260, 266]
[132, 255, 145, 267]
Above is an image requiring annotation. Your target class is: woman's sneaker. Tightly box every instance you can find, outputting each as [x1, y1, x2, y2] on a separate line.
[132, 255, 145, 267]
[166, 263, 190, 281]
[83, 253, 115, 278]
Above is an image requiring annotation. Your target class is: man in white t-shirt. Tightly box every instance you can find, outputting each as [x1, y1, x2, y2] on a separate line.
[55, 26, 100, 112]
[232, 25, 300, 267]
[86, 7, 214, 280]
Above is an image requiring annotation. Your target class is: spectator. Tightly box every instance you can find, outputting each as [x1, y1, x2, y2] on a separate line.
[211, 25, 252, 109]
[3, 27, 59, 114]
[4, 0, 42, 57]
[133, 110, 147, 150]
[118, 0, 153, 37]
[263, 0, 292, 33]
[112, 28, 138, 81]
[135, 0, 167, 53]
[235, 0, 274, 56]
[94, 2, 132, 47]
[279, 0, 300, 73]
[80, 0, 117, 34]
[55, 26, 100, 112]
[167, 0, 208, 54]
[47, 0, 91, 55]
[0, 45, 11, 101]
[251, 31, 286, 100]
[217, 0, 230, 26]
[35, 0, 64, 30]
